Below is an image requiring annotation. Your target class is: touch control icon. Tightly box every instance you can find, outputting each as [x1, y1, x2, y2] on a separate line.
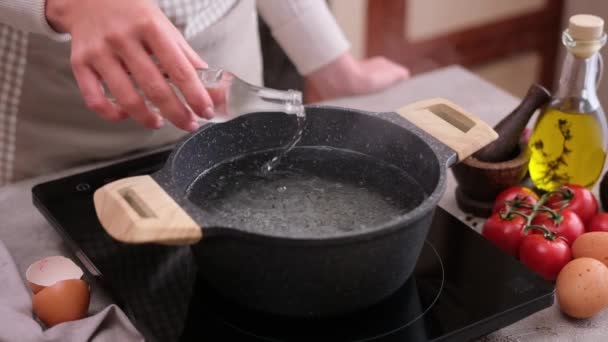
[76, 183, 90, 192]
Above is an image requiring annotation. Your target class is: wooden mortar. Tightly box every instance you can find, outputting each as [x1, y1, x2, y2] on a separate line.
[473, 84, 550, 162]
[452, 143, 531, 217]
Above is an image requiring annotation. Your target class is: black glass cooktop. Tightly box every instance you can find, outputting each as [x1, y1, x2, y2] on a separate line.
[32, 150, 554, 342]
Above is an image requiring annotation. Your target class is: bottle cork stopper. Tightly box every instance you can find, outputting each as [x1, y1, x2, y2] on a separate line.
[567, 14, 605, 57]
[569, 14, 604, 41]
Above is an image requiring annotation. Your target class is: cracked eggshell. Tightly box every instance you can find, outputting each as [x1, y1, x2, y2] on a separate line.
[25, 256, 84, 293]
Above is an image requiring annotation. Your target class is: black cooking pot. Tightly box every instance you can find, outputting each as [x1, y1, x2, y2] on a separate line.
[94, 98, 496, 317]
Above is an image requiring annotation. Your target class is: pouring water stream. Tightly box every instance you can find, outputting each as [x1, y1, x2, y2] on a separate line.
[104, 67, 306, 174]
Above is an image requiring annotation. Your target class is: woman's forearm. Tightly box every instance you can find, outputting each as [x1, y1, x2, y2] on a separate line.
[257, 0, 350, 75]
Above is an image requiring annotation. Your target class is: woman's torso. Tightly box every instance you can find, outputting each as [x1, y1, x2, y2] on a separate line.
[1, 0, 262, 184]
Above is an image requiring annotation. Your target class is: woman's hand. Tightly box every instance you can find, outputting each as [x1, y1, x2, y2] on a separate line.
[306, 53, 409, 102]
[46, 0, 214, 131]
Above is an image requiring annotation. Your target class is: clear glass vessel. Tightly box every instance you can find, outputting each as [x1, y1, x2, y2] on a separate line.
[528, 16, 608, 191]
[104, 68, 304, 123]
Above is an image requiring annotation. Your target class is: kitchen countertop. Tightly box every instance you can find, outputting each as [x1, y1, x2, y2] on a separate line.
[2, 65, 607, 341]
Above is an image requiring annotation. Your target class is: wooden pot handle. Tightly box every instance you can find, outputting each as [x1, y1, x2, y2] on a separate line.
[396, 98, 498, 162]
[93, 175, 201, 245]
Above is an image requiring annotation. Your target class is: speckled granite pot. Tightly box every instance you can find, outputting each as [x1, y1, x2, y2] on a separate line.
[93, 98, 497, 317]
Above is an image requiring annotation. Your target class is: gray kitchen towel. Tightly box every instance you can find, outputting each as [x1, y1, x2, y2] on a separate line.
[0, 240, 144, 342]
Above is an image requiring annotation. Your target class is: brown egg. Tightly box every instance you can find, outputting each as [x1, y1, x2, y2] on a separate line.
[572, 232, 608, 267]
[32, 279, 91, 327]
[556, 257, 608, 319]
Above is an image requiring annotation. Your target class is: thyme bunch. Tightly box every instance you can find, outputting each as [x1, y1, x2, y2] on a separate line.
[532, 119, 573, 187]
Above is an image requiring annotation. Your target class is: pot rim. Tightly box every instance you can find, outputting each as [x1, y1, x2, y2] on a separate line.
[154, 106, 451, 246]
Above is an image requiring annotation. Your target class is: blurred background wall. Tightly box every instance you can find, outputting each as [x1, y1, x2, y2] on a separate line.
[328, 0, 608, 102]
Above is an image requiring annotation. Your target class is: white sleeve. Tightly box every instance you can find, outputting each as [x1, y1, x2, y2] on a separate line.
[0, 0, 70, 41]
[257, 0, 350, 75]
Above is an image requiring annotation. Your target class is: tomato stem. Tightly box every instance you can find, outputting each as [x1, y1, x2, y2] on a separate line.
[536, 206, 563, 222]
[502, 187, 572, 218]
[555, 187, 574, 210]
[509, 210, 529, 221]
[498, 187, 573, 238]
[524, 192, 550, 229]
[524, 224, 556, 240]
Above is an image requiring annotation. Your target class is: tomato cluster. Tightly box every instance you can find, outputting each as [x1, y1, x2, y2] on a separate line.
[482, 184, 605, 281]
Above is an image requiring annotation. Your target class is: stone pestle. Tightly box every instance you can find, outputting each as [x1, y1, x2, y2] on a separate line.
[473, 84, 552, 162]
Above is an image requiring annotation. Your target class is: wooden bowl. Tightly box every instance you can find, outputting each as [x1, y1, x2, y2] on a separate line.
[452, 143, 530, 217]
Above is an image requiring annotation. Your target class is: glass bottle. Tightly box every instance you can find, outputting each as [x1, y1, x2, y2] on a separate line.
[528, 14, 608, 191]
[104, 68, 304, 123]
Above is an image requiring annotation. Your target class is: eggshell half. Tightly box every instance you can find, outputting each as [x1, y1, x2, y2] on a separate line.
[25, 256, 83, 293]
[32, 279, 90, 327]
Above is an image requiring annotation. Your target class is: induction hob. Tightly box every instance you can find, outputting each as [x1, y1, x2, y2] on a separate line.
[32, 150, 554, 342]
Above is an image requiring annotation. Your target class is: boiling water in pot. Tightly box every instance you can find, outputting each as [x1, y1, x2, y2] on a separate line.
[187, 147, 427, 238]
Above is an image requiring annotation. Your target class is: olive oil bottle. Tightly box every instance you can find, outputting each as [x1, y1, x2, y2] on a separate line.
[529, 15, 608, 191]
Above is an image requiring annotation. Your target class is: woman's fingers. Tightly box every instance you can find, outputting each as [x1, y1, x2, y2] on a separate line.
[92, 55, 164, 129]
[307, 53, 410, 101]
[206, 87, 225, 110]
[71, 62, 125, 122]
[359, 57, 410, 90]
[176, 36, 215, 118]
[174, 27, 207, 69]
[144, 24, 214, 119]
[60, 0, 213, 130]
[115, 40, 199, 130]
